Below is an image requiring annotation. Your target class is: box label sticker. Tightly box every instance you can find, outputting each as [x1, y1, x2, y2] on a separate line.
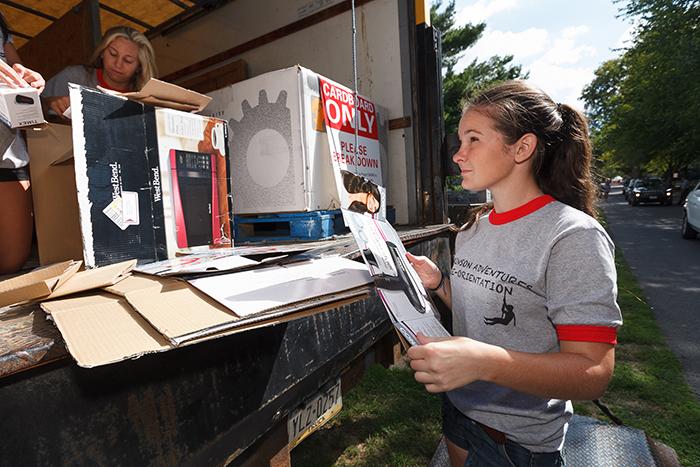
[164, 112, 204, 140]
[121, 191, 140, 226]
[103, 192, 139, 230]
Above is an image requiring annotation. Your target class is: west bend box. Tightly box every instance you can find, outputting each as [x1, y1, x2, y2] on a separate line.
[27, 86, 232, 267]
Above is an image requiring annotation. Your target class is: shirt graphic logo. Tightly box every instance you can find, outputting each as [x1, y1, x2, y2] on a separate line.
[484, 291, 516, 326]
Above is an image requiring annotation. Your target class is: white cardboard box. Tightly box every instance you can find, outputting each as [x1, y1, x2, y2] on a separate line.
[206, 66, 337, 214]
[0, 85, 44, 128]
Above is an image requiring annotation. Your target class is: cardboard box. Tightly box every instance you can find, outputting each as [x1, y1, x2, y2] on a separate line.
[27, 123, 83, 265]
[206, 66, 386, 215]
[206, 66, 389, 215]
[27, 85, 233, 268]
[0, 85, 44, 128]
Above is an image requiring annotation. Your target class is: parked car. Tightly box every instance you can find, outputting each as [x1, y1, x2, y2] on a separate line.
[681, 181, 700, 239]
[623, 178, 638, 201]
[628, 177, 673, 206]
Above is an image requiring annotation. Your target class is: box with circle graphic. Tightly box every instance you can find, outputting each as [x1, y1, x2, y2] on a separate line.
[206, 65, 388, 215]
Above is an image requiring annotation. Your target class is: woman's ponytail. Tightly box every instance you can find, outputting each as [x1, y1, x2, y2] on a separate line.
[535, 104, 597, 217]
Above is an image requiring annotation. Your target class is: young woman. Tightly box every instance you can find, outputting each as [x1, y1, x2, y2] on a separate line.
[42, 26, 157, 116]
[406, 81, 622, 466]
[0, 14, 45, 274]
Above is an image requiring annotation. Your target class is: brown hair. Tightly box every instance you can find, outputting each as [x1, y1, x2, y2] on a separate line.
[89, 26, 158, 90]
[461, 80, 597, 227]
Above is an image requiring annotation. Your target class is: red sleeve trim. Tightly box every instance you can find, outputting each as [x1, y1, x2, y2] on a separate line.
[556, 325, 618, 344]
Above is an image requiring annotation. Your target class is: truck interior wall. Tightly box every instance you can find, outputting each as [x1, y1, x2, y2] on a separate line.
[150, 0, 414, 224]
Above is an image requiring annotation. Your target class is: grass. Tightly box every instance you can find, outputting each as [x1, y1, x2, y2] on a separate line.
[291, 361, 442, 467]
[292, 248, 700, 467]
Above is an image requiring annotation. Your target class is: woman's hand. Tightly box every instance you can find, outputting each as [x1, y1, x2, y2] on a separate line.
[405, 252, 442, 289]
[44, 96, 71, 117]
[407, 333, 495, 393]
[0, 60, 29, 88]
[12, 64, 45, 93]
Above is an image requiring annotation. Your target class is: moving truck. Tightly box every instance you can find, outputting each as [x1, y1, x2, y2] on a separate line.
[1, 1, 451, 465]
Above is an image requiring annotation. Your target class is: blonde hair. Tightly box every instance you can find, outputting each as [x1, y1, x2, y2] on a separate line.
[90, 26, 158, 90]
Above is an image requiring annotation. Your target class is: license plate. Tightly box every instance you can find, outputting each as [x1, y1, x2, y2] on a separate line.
[649, 196, 658, 200]
[288, 379, 342, 448]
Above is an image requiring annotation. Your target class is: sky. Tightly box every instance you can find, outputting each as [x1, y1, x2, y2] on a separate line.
[448, 0, 634, 109]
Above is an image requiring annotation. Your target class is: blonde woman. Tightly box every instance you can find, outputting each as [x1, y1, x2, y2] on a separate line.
[43, 26, 157, 116]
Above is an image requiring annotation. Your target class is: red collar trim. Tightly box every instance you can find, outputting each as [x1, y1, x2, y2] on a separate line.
[489, 194, 555, 225]
[96, 68, 131, 93]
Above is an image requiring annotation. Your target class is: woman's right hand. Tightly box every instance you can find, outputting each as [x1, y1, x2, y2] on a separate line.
[44, 96, 71, 117]
[0, 60, 29, 88]
[405, 252, 442, 289]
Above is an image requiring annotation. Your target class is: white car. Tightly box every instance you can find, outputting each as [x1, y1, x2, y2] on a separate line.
[681, 182, 700, 239]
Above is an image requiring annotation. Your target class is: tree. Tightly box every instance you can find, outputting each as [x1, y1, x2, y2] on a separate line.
[431, 1, 527, 134]
[582, 0, 700, 178]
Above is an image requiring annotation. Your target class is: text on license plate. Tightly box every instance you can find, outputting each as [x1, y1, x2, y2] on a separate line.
[288, 379, 342, 448]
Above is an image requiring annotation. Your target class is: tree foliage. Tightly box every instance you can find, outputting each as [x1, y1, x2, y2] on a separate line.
[582, 0, 700, 177]
[431, 1, 527, 134]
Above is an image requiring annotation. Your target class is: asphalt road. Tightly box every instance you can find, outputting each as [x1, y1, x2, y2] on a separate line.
[600, 190, 700, 399]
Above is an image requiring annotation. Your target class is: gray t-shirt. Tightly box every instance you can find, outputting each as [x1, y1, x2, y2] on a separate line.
[43, 65, 99, 98]
[448, 196, 622, 452]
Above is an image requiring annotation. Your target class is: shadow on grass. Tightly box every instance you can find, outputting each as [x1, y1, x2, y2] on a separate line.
[291, 364, 442, 467]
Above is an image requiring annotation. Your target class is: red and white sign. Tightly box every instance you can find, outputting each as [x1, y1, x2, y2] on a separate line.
[320, 77, 384, 219]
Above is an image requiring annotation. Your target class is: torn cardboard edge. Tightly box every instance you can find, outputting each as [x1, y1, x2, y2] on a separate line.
[41, 285, 372, 368]
[119, 78, 212, 112]
[0, 260, 80, 308]
[0, 259, 135, 308]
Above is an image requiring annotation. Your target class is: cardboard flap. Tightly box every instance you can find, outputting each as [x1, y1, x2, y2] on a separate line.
[41, 293, 171, 368]
[120, 79, 211, 112]
[47, 259, 137, 300]
[125, 279, 240, 345]
[27, 123, 74, 165]
[103, 273, 164, 297]
[0, 260, 81, 307]
[50, 149, 74, 165]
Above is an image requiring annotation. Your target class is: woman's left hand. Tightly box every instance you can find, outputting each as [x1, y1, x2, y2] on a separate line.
[407, 333, 494, 393]
[12, 64, 45, 93]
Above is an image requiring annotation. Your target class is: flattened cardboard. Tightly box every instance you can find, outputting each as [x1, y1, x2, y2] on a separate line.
[42, 284, 371, 368]
[125, 278, 240, 345]
[0, 260, 80, 307]
[103, 273, 164, 296]
[47, 260, 136, 299]
[189, 256, 372, 317]
[120, 79, 212, 113]
[133, 254, 258, 276]
[41, 293, 171, 368]
[0, 260, 135, 309]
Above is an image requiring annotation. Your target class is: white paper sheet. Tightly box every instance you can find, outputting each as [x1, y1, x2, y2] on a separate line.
[188, 256, 371, 316]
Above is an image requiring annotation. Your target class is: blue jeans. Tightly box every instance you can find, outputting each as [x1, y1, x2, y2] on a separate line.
[442, 395, 564, 467]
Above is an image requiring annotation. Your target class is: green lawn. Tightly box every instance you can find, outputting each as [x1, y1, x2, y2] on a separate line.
[292, 251, 700, 467]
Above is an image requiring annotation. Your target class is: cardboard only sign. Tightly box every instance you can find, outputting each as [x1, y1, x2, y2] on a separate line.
[319, 77, 385, 219]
